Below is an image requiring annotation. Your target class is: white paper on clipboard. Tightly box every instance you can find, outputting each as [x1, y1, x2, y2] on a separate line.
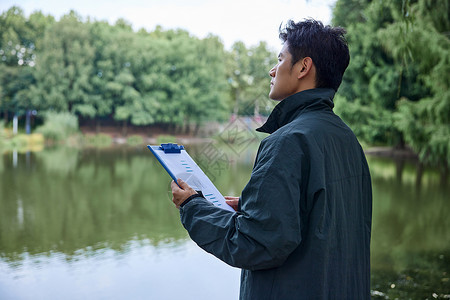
[148, 145, 234, 212]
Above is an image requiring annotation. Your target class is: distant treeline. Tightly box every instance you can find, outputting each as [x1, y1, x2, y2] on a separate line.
[0, 6, 277, 133]
[0, 1, 449, 168]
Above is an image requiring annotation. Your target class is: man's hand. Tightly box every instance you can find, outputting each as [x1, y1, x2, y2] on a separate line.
[171, 179, 197, 209]
[225, 196, 239, 212]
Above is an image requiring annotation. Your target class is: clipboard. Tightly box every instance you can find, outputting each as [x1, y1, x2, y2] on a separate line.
[148, 143, 234, 212]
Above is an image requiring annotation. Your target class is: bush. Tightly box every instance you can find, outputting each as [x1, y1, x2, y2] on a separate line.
[0, 121, 4, 148]
[156, 135, 176, 144]
[84, 133, 112, 148]
[126, 135, 144, 146]
[35, 112, 79, 141]
[28, 133, 45, 145]
[0, 121, 5, 138]
[9, 135, 29, 148]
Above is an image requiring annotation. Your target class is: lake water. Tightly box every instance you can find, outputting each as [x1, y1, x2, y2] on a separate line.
[0, 144, 448, 299]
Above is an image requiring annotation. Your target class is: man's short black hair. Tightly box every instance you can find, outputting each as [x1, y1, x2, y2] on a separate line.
[279, 19, 350, 92]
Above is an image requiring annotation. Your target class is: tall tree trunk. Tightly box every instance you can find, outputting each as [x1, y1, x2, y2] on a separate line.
[395, 158, 405, 183]
[440, 165, 448, 187]
[3, 109, 8, 124]
[96, 119, 101, 134]
[184, 116, 190, 135]
[233, 89, 240, 116]
[25, 110, 31, 134]
[395, 135, 406, 149]
[168, 123, 175, 135]
[415, 162, 424, 188]
[122, 120, 128, 137]
[194, 122, 201, 136]
[253, 98, 260, 118]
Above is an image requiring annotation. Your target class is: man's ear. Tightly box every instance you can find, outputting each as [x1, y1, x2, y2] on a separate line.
[297, 57, 314, 79]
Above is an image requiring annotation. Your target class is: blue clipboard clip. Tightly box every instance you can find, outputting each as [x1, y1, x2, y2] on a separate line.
[159, 143, 184, 153]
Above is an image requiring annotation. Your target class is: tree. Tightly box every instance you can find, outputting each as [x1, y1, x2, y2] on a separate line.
[380, 0, 449, 168]
[170, 33, 229, 133]
[226, 41, 276, 116]
[0, 7, 54, 122]
[134, 29, 229, 133]
[244, 42, 277, 116]
[31, 11, 96, 119]
[89, 20, 139, 134]
[332, 0, 449, 170]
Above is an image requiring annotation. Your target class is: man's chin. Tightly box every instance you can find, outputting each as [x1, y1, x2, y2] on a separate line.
[269, 94, 284, 101]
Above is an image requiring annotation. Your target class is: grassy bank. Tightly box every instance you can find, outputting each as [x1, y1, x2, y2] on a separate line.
[0, 126, 181, 153]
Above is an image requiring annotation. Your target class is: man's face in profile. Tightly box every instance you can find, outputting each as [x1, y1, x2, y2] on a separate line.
[268, 42, 300, 101]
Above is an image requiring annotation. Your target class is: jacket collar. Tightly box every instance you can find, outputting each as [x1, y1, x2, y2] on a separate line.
[256, 88, 335, 134]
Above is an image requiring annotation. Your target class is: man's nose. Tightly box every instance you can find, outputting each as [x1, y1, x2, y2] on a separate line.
[269, 66, 276, 77]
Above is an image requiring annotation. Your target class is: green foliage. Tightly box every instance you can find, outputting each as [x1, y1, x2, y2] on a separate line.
[334, 95, 402, 146]
[378, 0, 450, 168]
[334, 95, 373, 140]
[394, 96, 450, 167]
[332, 0, 449, 167]
[332, 0, 370, 27]
[35, 111, 79, 141]
[31, 11, 96, 115]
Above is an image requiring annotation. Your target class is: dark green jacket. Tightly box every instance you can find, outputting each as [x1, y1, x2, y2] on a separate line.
[180, 88, 372, 299]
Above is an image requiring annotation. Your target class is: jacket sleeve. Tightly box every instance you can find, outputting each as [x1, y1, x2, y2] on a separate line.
[180, 134, 304, 270]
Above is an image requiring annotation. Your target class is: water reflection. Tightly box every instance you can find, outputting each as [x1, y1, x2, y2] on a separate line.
[1, 148, 187, 260]
[0, 239, 240, 300]
[367, 156, 450, 299]
[0, 147, 448, 299]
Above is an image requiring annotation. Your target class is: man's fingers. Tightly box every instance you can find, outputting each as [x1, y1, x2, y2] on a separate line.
[224, 196, 239, 200]
[177, 178, 191, 190]
[171, 180, 181, 191]
[225, 199, 239, 205]
[225, 199, 239, 211]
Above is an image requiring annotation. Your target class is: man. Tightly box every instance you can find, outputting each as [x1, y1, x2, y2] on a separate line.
[171, 19, 372, 299]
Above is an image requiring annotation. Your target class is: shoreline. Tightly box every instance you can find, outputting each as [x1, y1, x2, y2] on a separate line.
[112, 135, 419, 160]
[2, 129, 420, 161]
[364, 146, 418, 159]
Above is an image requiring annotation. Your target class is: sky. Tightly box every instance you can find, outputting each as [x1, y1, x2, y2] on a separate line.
[0, 0, 337, 51]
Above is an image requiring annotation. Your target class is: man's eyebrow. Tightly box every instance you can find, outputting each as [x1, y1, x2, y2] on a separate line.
[278, 53, 283, 58]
